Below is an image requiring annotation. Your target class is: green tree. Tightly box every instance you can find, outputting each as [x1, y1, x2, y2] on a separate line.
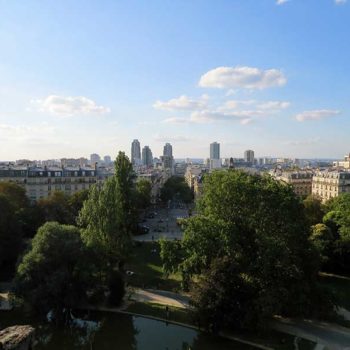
[0, 194, 23, 270]
[322, 194, 350, 273]
[15, 222, 97, 321]
[78, 152, 135, 269]
[160, 176, 193, 204]
[310, 223, 334, 263]
[135, 179, 152, 210]
[68, 189, 89, 221]
[303, 195, 325, 227]
[37, 191, 74, 224]
[161, 170, 331, 329]
[0, 182, 29, 210]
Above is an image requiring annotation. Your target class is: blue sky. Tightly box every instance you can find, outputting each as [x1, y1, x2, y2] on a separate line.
[0, 0, 349, 160]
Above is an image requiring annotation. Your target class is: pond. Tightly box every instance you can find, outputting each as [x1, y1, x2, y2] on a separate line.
[0, 309, 255, 349]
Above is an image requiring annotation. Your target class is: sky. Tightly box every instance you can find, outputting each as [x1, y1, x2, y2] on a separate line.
[0, 0, 349, 161]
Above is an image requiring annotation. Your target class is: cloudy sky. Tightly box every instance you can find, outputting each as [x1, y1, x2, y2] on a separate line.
[0, 0, 349, 161]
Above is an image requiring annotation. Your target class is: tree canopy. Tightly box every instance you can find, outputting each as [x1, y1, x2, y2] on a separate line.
[161, 170, 332, 329]
[160, 176, 193, 204]
[15, 222, 97, 321]
[78, 152, 135, 268]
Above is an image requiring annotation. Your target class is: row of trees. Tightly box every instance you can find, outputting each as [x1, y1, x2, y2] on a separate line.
[160, 176, 193, 204]
[13, 152, 151, 322]
[304, 194, 350, 274]
[160, 170, 333, 330]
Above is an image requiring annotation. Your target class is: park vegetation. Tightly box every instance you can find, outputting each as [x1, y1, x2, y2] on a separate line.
[160, 176, 193, 204]
[12, 152, 149, 321]
[160, 170, 335, 330]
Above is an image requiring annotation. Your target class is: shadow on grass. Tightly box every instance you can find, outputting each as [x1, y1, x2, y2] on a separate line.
[125, 242, 182, 292]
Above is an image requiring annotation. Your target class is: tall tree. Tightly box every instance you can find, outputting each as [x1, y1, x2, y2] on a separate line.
[0, 194, 22, 270]
[15, 222, 97, 321]
[303, 195, 325, 227]
[161, 170, 332, 329]
[135, 179, 152, 210]
[78, 152, 134, 268]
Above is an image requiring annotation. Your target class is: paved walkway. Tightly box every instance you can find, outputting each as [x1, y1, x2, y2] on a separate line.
[0, 292, 12, 311]
[271, 317, 350, 350]
[130, 288, 189, 309]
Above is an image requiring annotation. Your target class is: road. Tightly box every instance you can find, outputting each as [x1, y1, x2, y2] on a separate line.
[134, 206, 189, 241]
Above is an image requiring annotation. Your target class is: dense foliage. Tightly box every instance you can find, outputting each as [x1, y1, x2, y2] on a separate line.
[0, 194, 23, 271]
[161, 170, 332, 330]
[160, 176, 193, 204]
[135, 179, 152, 209]
[15, 222, 97, 321]
[78, 152, 135, 268]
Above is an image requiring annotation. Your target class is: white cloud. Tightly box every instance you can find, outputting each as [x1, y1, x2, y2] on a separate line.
[335, 0, 347, 5]
[162, 117, 189, 124]
[198, 66, 287, 90]
[31, 95, 110, 116]
[276, 0, 290, 5]
[257, 101, 290, 110]
[221, 100, 257, 110]
[295, 109, 340, 122]
[153, 95, 208, 111]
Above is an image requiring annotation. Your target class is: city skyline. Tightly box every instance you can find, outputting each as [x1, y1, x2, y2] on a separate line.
[0, 1, 349, 160]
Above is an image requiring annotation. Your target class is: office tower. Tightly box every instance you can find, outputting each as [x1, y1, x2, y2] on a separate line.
[163, 143, 173, 157]
[210, 142, 220, 159]
[244, 150, 255, 163]
[142, 146, 153, 167]
[161, 143, 174, 174]
[209, 142, 221, 170]
[131, 139, 141, 165]
[90, 153, 101, 165]
[104, 155, 112, 165]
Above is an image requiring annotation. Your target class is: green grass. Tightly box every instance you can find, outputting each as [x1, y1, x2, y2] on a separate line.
[125, 241, 182, 292]
[319, 273, 350, 310]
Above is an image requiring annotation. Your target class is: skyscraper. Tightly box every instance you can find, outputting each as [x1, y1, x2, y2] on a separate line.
[244, 150, 255, 164]
[103, 155, 112, 165]
[163, 143, 173, 157]
[142, 146, 153, 167]
[131, 139, 141, 165]
[90, 153, 100, 165]
[161, 142, 174, 174]
[210, 142, 220, 159]
[209, 142, 221, 170]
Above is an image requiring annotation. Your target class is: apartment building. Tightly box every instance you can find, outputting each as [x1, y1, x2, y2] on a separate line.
[0, 165, 97, 201]
[312, 170, 350, 202]
[270, 170, 313, 197]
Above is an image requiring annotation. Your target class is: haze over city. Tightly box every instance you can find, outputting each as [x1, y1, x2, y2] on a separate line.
[0, 0, 349, 160]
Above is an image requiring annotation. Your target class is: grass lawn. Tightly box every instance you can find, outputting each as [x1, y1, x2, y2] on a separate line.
[319, 272, 350, 310]
[125, 241, 182, 292]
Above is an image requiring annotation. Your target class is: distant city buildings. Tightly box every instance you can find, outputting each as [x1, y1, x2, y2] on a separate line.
[312, 170, 350, 202]
[90, 153, 101, 165]
[210, 142, 220, 159]
[0, 164, 98, 202]
[209, 142, 221, 170]
[103, 155, 112, 165]
[333, 153, 350, 169]
[270, 170, 313, 197]
[131, 139, 142, 166]
[142, 146, 153, 167]
[244, 150, 255, 164]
